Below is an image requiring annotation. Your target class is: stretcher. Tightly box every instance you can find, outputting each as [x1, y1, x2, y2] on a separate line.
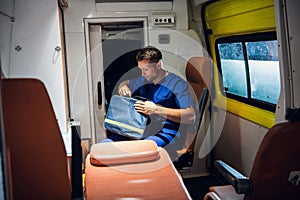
[84, 140, 192, 200]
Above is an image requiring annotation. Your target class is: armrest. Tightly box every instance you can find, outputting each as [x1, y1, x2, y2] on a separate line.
[214, 160, 252, 195]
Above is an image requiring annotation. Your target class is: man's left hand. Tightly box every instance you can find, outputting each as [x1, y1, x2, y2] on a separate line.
[134, 101, 157, 115]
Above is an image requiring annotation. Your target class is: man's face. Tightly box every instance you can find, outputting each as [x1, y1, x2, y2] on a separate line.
[137, 59, 160, 82]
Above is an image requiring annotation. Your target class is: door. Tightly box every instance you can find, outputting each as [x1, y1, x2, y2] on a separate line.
[87, 18, 147, 143]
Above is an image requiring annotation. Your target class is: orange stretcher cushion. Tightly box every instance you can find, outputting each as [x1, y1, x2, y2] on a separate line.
[90, 140, 160, 166]
[85, 147, 191, 200]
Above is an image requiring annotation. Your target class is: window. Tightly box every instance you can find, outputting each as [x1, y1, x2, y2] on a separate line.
[216, 32, 280, 112]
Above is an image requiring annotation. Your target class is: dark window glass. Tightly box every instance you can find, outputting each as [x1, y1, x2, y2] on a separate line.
[216, 33, 280, 111]
[218, 43, 247, 97]
[246, 41, 280, 104]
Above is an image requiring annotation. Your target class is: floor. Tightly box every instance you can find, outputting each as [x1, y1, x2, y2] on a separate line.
[183, 175, 222, 200]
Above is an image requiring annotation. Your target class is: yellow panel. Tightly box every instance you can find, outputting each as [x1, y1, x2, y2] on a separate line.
[205, 0, 276, 128]
[209, 7, 275, 36]
[213, 96, 275, 128]
[206, 0, 275, 36]
[206, 0, 274, 21]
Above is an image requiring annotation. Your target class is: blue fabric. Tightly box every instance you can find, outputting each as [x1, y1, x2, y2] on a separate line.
[128, 72, 195, 146]
[100, 133, 133, 143]
[104, 95, 148, 139]
[101, 132, 176, 147]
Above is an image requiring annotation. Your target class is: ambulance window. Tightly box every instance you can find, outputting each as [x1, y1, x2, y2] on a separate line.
[216, 32, 280, 111]
[218, 42, 248, 98]
[246, 40, 279, 104]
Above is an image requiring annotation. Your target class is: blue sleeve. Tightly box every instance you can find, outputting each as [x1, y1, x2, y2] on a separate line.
[173, 80, 195, 109]
[128, 76, 145, 96]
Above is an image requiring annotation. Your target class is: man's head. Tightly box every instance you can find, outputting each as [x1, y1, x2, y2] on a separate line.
[136, 46, 162, 63]
[136, 46, 165, 83]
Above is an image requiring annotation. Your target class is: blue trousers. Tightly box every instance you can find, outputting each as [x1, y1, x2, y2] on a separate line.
[100, 132, 175, 147]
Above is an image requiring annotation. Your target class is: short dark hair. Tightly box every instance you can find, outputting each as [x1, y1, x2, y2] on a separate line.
[136, 46, 162, 63]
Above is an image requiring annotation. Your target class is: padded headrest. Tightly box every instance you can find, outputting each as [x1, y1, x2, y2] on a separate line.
[185, 57, 212, 89]
[90, 140, 160, 166]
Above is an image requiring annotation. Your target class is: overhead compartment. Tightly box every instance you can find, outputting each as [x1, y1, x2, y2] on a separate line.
[95, 0, 173, 12]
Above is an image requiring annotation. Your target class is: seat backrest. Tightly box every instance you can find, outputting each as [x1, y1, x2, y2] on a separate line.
[2, 79, 71, 200]
[186, 57, 211, 101]
[185, 56, 212, 151]
[245, 117, 300, 199]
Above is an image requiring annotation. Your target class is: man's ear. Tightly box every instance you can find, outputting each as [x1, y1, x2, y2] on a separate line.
[157, 60, 163, 69]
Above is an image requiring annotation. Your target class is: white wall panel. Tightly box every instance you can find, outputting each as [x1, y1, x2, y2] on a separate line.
[0, 0, 14, 15]
[285, 0, 300, 108]
[0, 0, 14, 77]
[65, 32, 92, 139]
[149, 28, 204, 76]
[215, 112, 267, 176]
[9, 0, 68, 133]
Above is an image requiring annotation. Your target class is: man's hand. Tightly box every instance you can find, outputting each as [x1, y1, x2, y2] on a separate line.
[134, 101, 157, 115]
[118, 84, 131, 96]
[135, 100, 195, 124]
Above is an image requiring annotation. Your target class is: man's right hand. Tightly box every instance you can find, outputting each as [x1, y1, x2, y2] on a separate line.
[118, 84, 132, 96]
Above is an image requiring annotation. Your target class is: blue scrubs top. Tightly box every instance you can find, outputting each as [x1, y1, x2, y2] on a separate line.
[128, 72, 195, 146]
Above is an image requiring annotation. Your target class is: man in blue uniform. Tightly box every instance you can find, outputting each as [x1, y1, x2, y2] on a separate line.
[102, 46, 195, 147]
